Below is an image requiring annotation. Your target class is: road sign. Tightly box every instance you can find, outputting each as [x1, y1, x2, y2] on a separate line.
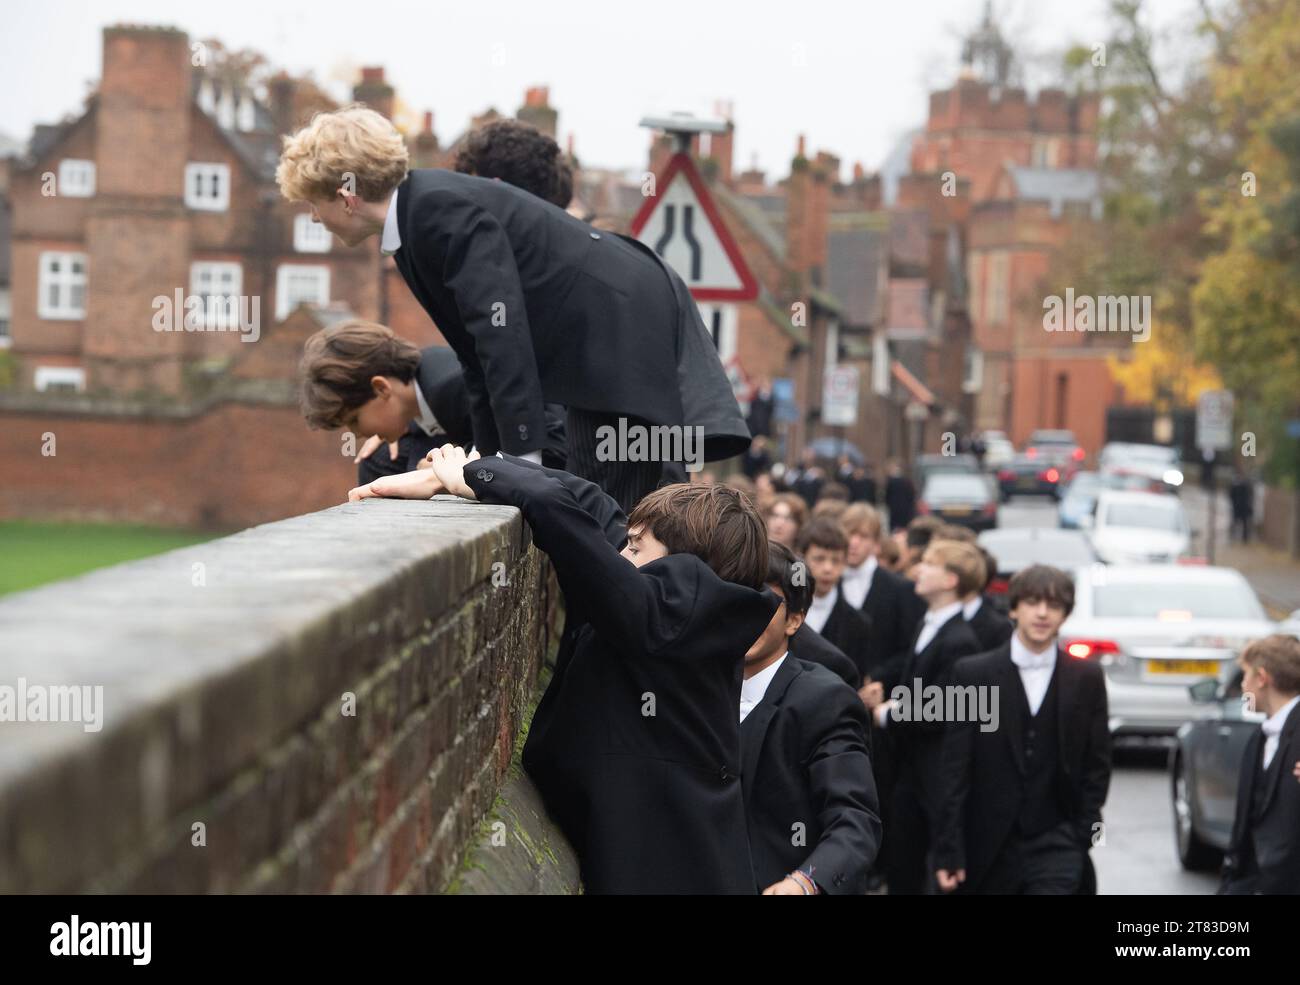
[629, 152, 758, 301]
[822, 365, 860, 427]
[1196, 390, 1234, 453]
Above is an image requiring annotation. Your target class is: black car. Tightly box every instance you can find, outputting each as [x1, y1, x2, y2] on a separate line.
[1170, 670, 1261, 872]
[997, 454, 1066, 501]
[917, 472, 998, 532]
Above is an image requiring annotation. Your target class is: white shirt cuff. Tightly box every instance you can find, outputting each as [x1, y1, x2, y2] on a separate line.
[520, 449, 543, 465]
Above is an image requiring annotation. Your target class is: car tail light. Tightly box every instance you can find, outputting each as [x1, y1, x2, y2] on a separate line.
[917, 501, 931, 515]
[1176, 555, 1208, 565]
[1072, 447, 1085, 461]
[987, 577, 1010, 595]
[1026, 447, 1038, 459]
[1040, 468, 1060, 483]
[998, 469, 1015, 481]
[981, 502, 996, 516]
[1063, 638, 1121, 663]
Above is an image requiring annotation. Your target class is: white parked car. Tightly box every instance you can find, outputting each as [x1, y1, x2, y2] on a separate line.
[1061, 564, 1277, 736]
[1087, 490, 1191, 564]
[1098, 441, 1184, 492]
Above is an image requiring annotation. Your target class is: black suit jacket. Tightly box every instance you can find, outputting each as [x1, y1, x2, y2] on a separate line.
[1222, 701, 1300, 894]
[858, 565, 926, 689]
[463, 455, 778, 893]
[741, 657, 881, 894]
[887, 610, 982, 822]
[934, 643, 1112, 891]
[966, 598, 1014, 652]
[814, 586, 873, 683]
[788, 626, 861, 689]
[393, 169, 683, 455]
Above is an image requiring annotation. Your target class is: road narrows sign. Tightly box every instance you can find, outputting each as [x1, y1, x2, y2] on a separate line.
[629, 152, 758, 302]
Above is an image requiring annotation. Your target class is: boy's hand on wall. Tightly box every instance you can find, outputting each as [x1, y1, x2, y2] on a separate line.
[354, 434, 401, 465]
[427, 444, 479, 500]
[347, 468, 444, 502]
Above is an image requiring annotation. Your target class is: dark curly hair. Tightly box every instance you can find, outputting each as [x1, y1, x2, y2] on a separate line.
[453, 119, 573, 208]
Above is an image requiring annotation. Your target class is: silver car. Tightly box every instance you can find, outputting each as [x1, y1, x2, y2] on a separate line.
[1061, 564, 1276, 737]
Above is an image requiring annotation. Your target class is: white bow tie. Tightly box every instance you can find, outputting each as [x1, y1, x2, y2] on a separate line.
[1012, 648, 1056, 671]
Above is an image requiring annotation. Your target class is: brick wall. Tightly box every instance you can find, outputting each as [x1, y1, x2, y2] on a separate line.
[0, 392, 356, 529]
[0, 496, 560, 893]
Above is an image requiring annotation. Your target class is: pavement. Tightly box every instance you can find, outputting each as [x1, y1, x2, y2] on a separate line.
[1182, 486, 1300, 619]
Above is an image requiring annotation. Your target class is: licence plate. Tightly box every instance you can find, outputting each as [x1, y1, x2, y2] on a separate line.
[1016, 478, 1037, 488]
[943, 507, 973, 516]
[1147, 659, 1220, 675]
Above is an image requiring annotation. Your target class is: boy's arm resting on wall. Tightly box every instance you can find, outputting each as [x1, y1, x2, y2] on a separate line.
[415, 192, 547, 457]
[491, 454, 627, 551]
[463, 456, 652, 654]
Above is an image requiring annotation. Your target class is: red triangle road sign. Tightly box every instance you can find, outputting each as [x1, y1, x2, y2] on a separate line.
[628, 152, 759, 302]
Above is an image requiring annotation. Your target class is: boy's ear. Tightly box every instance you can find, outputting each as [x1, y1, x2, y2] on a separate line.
[784, 611, 805, 637]
[370, 375, 392, 398]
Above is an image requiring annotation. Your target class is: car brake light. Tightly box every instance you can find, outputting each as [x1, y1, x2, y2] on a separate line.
[1063, 638, 1121, 662]
[1176, 555, 1207, 565]
[1026, 447, 1037, 458]
[981, 502, 996, 516]
[1040, 468, 1060, 482]
[1072, 447, 1085, 461]
[998, 469, 1014, 481]
[988, 577, 1009, 595]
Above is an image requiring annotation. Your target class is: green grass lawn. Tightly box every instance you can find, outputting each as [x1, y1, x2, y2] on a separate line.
[0, 521, 220, 597]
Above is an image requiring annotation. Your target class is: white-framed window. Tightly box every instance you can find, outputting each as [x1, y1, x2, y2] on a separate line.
[58, 159, 96, 197]
[293, 213, 332, 253]
[34, 366, 86, 393]
[275, 264, 330, 319]
[962, 346, 984, 394]
[184, 162, 231, 211]
[190, 262, 244, 328]
[38, 252, 88, 320]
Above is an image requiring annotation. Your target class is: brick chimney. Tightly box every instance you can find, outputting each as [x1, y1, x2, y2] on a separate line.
[648, 132, 674, 179]
[85, 25, 194, 394]
[268, 72, 297, 135]
[785, 135, 830, 291]
[516, 85, 557, 137]
[710, 115, 735, 187]
[353, 66, 395, 120]
[412, 110, 439, 168]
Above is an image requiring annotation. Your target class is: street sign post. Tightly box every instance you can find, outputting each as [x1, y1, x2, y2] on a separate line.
[822, 365, 860, 427]
[1196, 389, 1234, 565]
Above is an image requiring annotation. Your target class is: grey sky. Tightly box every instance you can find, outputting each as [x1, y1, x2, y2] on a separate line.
[1, 0, 1203, 180]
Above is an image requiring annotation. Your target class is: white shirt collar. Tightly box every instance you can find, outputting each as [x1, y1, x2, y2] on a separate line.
[962, 595, 983, 619]
[1263, 694, 1300, 738]
[412, 379, 441, 436]
[924, 600, 964, 627]
[840, 556, 877, 609]
[804, 589, 836, 634]
[1010, 632, 1058, 670]
[379, 187, 402, 255]
[740, 653, 788, 722]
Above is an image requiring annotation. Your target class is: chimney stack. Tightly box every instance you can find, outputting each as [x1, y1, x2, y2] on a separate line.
[353, 66, 395, 120]
[517, 85, 557, 137]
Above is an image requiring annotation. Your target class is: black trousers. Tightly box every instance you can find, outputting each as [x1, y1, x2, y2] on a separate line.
[565, 407, 679, 516]
[887, 776, 935, 894]
[977, 820, 1085, 894]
